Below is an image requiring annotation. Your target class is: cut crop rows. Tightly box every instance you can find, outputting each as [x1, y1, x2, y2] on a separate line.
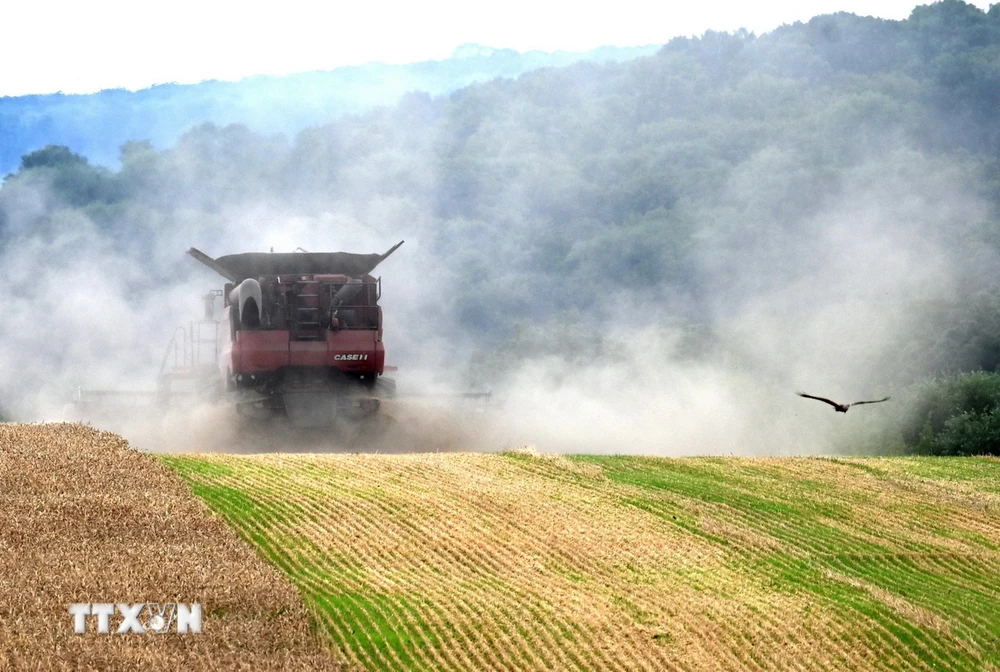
[163, 452, 1000, 671]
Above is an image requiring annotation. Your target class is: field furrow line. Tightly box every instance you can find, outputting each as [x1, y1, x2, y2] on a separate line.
[250, 462, 538, 672]
[733, 609, 819, 672]
[272, 499, 465, 672]
[355, 462, 629, 672]
[193, 466, 427, 671]
[468, 468, 820, 672]
[406, 462, 697, 672]
[835, 551, 988, 637]
[920, 551, 1000, 599]
[815, 606, 910, 672]
[192, 484, 383, 668]
[328, 486, 557, 670]
[278, 494, 507, 672]
[748, 553, 920, 672]
[202, 474, 404, 671]
[705, 610, 775, 671]
[393, 522, 592, 670]
[824, 556, 972, 672]
[226, 466, 478, 672]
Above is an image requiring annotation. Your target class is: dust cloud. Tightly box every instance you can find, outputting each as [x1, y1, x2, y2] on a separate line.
[72, 397, 489, 455]
[1, 77, 996, 457]
[474, 147, 996, 455]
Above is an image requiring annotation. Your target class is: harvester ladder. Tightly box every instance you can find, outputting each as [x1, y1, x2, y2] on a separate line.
[190, 320, 219, 367]
[292, 279, 323, 340]
[160, 320, 219, 373]
[157, 319, 219, 402]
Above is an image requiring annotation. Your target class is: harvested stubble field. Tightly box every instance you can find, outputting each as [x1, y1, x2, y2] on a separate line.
[162, 449, 1000, 672]
[0, 423, 341, 671]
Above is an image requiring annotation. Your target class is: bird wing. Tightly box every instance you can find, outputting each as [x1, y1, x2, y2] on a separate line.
[849, 396, 891, 406]
[796, 392, 841, 408]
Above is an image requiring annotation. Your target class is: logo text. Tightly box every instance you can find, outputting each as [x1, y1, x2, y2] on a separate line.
[69, 603, 202, 635]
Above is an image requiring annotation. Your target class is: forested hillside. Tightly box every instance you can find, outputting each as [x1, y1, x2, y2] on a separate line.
[0, 44, 657, 176]
[2, 1, 999, 454]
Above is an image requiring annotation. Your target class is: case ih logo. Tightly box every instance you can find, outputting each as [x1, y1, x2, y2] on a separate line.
[69, 603, 202, 634]
[334, 354, 369, 361]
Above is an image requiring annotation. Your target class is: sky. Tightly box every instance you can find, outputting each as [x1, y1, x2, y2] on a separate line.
[1, 0, 994, 96]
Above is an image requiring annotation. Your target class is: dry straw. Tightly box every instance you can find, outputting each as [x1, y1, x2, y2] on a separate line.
[0, 423, 342, 671]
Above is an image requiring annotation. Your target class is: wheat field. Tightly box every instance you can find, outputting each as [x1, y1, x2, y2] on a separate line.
[0, 423, 341, 671]
[163, 449, 1000, 671]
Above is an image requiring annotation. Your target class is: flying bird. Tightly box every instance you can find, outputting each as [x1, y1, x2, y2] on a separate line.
[796, 392, 890, 413]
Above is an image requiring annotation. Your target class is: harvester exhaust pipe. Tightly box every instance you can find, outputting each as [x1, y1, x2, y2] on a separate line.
[230, 278, 262, 328]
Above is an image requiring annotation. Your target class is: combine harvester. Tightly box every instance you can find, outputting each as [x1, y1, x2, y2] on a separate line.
[73, 241, 420, 432]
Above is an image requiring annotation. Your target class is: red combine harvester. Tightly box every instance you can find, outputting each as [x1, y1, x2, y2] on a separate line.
[71, 241, 404, 430]
[188, 241, 404, 427]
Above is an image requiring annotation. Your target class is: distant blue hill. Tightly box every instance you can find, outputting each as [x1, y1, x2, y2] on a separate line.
[0, 44, 659, 175]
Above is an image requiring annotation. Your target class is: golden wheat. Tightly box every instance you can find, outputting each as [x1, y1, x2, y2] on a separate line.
[0, 423, 342, 671]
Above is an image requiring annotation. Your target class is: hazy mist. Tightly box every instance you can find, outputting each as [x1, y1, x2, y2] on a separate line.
[2, 10, 998, 455]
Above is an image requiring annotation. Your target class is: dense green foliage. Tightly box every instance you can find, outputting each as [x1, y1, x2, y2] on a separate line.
[893, 372, 1000, 455]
